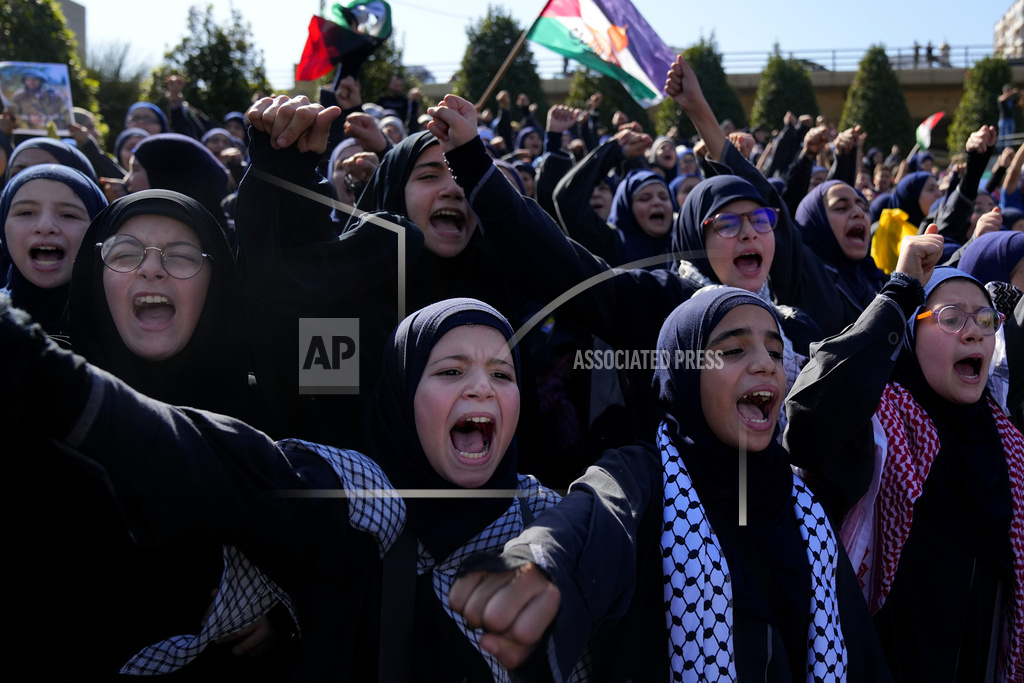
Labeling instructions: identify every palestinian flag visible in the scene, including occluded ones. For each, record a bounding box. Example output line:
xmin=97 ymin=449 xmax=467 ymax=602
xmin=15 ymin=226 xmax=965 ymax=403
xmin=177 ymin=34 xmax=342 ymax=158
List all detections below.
xmin=916 ymin=111 xmax=944 ymax=150
xmin=527 ymin=0 xmax=676 ymax=108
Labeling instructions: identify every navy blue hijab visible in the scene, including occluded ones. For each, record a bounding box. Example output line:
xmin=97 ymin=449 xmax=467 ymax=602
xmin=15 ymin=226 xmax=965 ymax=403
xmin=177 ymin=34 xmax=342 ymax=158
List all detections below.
xmin=888 ymin=171 xmax=933 ymax=229
xmin=608 ymin=170 xmax=673 ymax=268
xmin=124 ymin=102 xmax=168 ymax=133
xmin=795 ymin=180 xmax=886 ymax=302
xmin=654 ymin=288 xmax=807 ymax=629
xmin=0 ymin=164 xmax=107 ymax=334
xmin=6 ymin=138 xmax=98 ymax=183
xmin=671 ymin=174 xmax=767 ymax=281
xmin=958 ymin=231 xmax=1024 ymax=287
xmin=362 ymin=298 xmax=521 ymax=560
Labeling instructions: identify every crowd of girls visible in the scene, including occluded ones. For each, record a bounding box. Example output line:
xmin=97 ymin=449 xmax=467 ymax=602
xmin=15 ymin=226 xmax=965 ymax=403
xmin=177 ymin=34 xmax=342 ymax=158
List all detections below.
xmin=0 ymin=45 xmax=1023 ymax=683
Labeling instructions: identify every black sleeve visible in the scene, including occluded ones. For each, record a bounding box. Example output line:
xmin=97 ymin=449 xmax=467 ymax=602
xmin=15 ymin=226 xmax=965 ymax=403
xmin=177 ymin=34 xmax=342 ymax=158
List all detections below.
xmin=78 ymin=137 xmax=125 ymax=178
xmin=784 ymin=276 xmax=923 ymax=519
xmin=765 ymin=123 xmax=807 ymax=179
xmin=781 ymin=153 xmax=813 ymax=218
xmin=551 ymin=138 xmax=625 ymax=264
xmin=495 ymin=108 xmax=513 ymax=146
xmin=500 ymin=444 xmax=663 ymax=681
xmin=986 ymin=164 xmax=1007 ymax=195
xmin=445 ymin=136 xmax=693 ymax=351
xmin=931 ymin=146 xmax=992 ymax=244
xmin=826 ymin=145 xmax=858 ymax=186
xmin=535 ymin=147 xmax=572 ymax=220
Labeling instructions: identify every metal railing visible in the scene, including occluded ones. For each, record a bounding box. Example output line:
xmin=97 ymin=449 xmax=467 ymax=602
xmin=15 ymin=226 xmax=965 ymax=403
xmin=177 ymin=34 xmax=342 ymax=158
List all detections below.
xmin=401 ymin=44 xmax=1000 ymax=87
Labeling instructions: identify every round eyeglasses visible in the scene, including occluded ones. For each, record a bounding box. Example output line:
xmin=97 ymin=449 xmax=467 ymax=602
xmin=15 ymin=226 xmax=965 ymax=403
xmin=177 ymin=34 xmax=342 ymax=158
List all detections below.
xmin=97 ymin=234 xmax=212 ymax=280
xmin=915 ymin=304 xmax=1005 ymax=336
xmin=702 ymin=207 xmax=778 ymax=238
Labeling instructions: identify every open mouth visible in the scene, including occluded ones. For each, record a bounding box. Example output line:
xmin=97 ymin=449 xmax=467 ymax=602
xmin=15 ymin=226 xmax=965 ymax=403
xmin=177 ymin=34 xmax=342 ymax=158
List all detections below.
xmin=133 ymin=295 xmax=176 ymax=325
xmin=733 ymin=252 xmax=762 ymax=275
xmin=953 ymin=356 xmax=983 ymax=381
xmin=30 ymin=245 xmax=65 ymax=266
xmin=430 ymin=209 xmax=466 ymax=236
xmin=736 ymin=390 xmax=774 ymax=424
xmin=450 ymin=416 xmax=494 ymax=459
xmin=846 ymin=225 xmax=867 ymax=244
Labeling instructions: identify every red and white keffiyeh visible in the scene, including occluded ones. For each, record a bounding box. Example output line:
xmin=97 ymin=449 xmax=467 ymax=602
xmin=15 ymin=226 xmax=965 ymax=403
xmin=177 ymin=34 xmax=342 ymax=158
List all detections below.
xmin=842 ymin=382 xmax=1024 ymax=681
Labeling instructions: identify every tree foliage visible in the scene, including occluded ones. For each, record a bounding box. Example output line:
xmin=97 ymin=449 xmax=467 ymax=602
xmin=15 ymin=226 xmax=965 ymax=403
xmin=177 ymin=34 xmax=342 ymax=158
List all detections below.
xmin=145 ymin=4 xmax=272 ymax=121
xmin=451 ymin=5 xmax=546 ymax=114
xmin=566 ymin=67 xmax=652 ymax=135
xmin=946 ymin=56 xmax=1012 ymax=153
xmin=840 ymin=45 xmax=914 ymax=156
xmin=655 ymin=36 xmax=745 ymax=141
xmin=0 ymin=0 xmax=97 ymax=111
xmin=86 ymin=42 xmax=150 ymax=148
xmin=750 ymin=45 xmax=818 ymax=132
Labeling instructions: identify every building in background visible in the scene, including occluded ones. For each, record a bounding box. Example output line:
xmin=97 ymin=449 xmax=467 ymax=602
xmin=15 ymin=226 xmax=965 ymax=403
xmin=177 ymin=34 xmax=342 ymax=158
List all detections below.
xmin=56 ymin=0 xmax=86 ymax=60
xmin=996 ymin=0 xmax=1024 ymax=59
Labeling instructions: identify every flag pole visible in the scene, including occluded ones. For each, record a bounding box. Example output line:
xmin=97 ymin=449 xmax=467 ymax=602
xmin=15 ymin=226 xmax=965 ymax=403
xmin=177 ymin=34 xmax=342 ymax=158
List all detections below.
xmin=473 ymin=16 xmax=540 ymax=111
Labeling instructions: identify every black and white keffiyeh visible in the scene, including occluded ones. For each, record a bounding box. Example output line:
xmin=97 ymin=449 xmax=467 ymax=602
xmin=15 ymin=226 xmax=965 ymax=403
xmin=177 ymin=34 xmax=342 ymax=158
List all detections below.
xmin=120 ymin=440 xmax=569 ymax=681
xmin=659 ymin=424 xmax=847 ymax=682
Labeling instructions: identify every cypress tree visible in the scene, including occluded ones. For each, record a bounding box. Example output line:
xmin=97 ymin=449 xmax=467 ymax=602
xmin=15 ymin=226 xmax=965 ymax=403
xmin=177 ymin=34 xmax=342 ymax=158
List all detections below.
xmin=839 ymin=45 xmax=915 ymax=156
xmin=946 ymin=56 xmax=1012 ymax=153
xmin=750 ymin=45 xmax=818 ymax=131
xmin=566 ymin=67 xmax=653 ymax=135
xmin=655 ymin=35 xmax=745 ymax=141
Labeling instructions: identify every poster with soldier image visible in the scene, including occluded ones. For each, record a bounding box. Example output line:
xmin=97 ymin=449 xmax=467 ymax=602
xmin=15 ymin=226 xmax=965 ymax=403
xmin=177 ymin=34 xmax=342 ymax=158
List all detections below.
xmin=0 ymin=61 xmax=74 ymax=134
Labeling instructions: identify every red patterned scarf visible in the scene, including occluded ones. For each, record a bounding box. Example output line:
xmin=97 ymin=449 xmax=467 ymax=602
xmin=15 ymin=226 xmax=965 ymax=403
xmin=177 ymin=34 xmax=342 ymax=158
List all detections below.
xmin=844 ymin=382 xmax=1024 ymax=680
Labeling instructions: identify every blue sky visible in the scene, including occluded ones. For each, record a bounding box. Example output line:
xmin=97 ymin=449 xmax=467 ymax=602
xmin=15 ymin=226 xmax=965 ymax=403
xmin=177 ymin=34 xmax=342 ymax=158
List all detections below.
xmin=79 ymin=0 xmax=1016 ymax=91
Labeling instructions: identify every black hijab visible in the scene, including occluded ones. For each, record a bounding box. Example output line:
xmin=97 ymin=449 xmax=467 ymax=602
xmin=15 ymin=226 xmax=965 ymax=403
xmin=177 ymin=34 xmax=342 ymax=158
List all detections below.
xmin=887 ymin=171 xmax=932 ymax=229
xmin=671 ymin=175 xmax=767 ymax=282
xmin=607 ymin=169 xmax=673 ymax=268
xmin=795 ymin=179 xmax=886 ymax=303
xmin=362 ymin=298 xmax=521 ymax=561
xmin=132 ymin=133 xmax=230 ymax=227
xmin=895 ymin=267 xmax=1013 ymax=573
xmin=0 ymin=164 xmax=107 ymax=335
xmin=654 ymin=288 xmax=810 ymax=638
xmin=65 ymin=189 xmax=248 ymax=417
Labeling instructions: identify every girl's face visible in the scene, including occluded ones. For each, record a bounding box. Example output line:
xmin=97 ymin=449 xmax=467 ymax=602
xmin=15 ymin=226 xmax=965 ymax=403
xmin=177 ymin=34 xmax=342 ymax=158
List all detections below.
xmin=918 ymin=176 xmax=942 ymax=218
xmin=703 ymin=199 xmax=775 ymax=291
xmin=102 ymin=214 xmax=212 ymax=361
xmin=675 ymin=177 xmax=700 ymax=208
xmin=699 ymin=304 xmax=785 ymax=451
xmin=970 ymin=193 xmax=996 ymax=232
xmin=915 ymin=279 xmax=995 ymax=405
xmin=125 ymin=155 xmax=150 ymax=193
xmin=224 ymin=120 xmax=246 ymax=141
xmin=403 ymin=144 xmax=478 ymax=258
xmin=4 ymin=179 xmax=91 ymax=289
xmin=824 ymin=183 xmax=871 ymax=261
xmin=655 ymin=141 xmax=676 ymax=169
xmin=590 ymin=182 xmax=613 ymax=221
xmin=413 ymin=324 xmax=519 ymax=488
xmin=203 ymin=134 xmax=232 ymax=157
xmin=632 ymin=182 xmax=673 ymax=238
xmin=118 ymin=135 xmax=145 ymax=171
xmin=521 ymin=132 xmax=542 ymax=158
xmin=678 ymin=154 xmax=697 ymax=175
xmin=9 ymin=148 xmax=59 ymax=178
xmin=517 ymin=169 xmax=535 ymax=197
xmin=125 ymin=109 xmax=164 ymax=136
xmin=331 ymin=143 xmax=365 ymax=204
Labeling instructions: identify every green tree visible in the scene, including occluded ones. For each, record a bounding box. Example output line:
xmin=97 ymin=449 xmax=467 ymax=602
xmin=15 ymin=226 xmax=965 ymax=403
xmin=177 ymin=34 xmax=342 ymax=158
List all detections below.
xmin=565 ymin=67 xmax=652 ymax=135
xmin=840 ymin=45 xmax=914 ymax=156
xmin=946 ymin=56 xmax=1012 ymax=153
xmin=0 ymin=0 xmax=98 ymax=112
xmin=451 ymin=5 xmax=546 ymax=114
xmin=86 ymin=42 xmax=150 ymax=148
xmin=145 ymin=4 xmax=272 ymax=121
xmin=750 ymin=45 xmax=818 ymax=132
xmin=655 ymin=35 xmax=744 ymax=141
